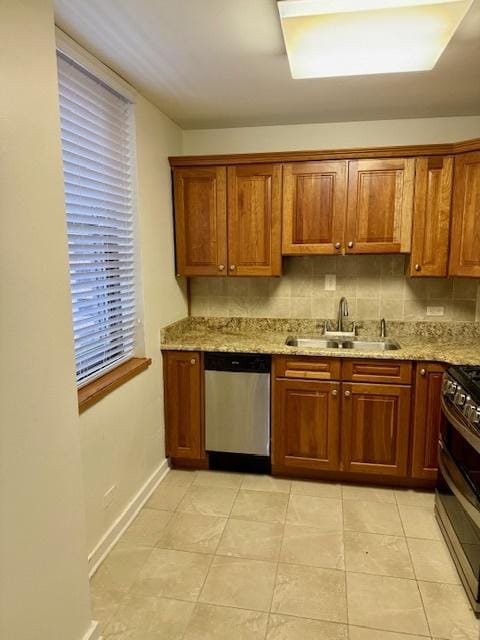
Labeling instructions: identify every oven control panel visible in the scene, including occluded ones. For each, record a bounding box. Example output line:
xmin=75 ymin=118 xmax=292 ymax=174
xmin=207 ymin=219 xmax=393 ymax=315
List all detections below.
xmin=442 ymin=374 xmax=480 ymax=426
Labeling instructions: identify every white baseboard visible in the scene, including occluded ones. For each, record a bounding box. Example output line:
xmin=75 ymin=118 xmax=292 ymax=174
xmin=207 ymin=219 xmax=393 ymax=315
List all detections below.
xmin=82 ymin=620 xmax=100 ymax=640
xmin=88 ymin=459 xmax=170 ymax=576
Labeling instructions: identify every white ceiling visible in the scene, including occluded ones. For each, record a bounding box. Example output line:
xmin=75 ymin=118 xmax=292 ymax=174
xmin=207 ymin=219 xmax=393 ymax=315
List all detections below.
xmin=54 ymin=0 xmax=480 ymax=130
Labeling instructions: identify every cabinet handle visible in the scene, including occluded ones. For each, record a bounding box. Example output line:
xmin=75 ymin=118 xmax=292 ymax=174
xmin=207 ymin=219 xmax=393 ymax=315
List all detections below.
xmin=415 ymin=264 xmax=422 ymax=272
xmin=347 ymin=241 xmax=354 ymax=249
xmin=420 ymin=368 xmax=426 ymax=376
xmin=334 ymin=242 xmax=341 ymax=250
xmin=229 ymin=265 xmax=236 ymax=271
xmin=344 ymin=390 xmax=351 ymax=397
xmin=332 ymin=389 xmax=338 ymax=397
xmin=190 ymin=358 xmax=196 ymax=365
xmin=218 ymin=264 xmax=225 ymax=271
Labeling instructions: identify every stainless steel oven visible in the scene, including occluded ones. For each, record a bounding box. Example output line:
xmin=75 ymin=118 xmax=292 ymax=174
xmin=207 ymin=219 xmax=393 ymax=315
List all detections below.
xmin=436 ymin=368 xmax=480 ymax=613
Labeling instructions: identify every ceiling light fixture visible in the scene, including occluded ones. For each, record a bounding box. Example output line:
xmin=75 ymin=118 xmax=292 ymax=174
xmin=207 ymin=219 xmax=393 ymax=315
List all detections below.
xmin=277 ymin=0 xmax=473 ymax=79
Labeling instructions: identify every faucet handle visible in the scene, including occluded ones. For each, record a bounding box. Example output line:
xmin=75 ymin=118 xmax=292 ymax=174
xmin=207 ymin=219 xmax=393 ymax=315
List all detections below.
xmin=322 ymin=319 xmax=328 ymax=334
xmin=351 ymin=321 xmax=357 ymax=337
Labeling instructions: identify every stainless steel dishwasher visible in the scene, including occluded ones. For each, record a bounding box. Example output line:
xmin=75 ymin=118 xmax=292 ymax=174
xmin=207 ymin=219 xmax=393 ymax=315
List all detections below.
xmin=205 ymin=352 xmax=271 ymax=472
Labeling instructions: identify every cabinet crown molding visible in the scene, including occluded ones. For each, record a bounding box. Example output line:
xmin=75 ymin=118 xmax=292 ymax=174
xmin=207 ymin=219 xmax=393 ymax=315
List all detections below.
xmin=169 ymin=137 xmax=480 ymax=167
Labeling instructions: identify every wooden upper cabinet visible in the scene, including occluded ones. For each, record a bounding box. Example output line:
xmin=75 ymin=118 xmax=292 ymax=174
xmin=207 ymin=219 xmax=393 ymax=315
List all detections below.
xmin=449 ymin=151 xmax=480 ymax=277
xmin=282 ymin=161 xmax=347 ymax=255
xmin=409 ymin=157 xmax=453 ymax=277
xmin=173 ymin=167 xmax=227 ymax=276
xmin=227 ymin=164 xmax=282 ymax=276
xmin=411 ymin=363 xmax=446 ymax=480
xmin=342 ymin=382 xmax=411 ymax=476
xmin=345 ymin=158 xmax=415 ymax=254
xmin=163 ymin=351 xmax=204 ymax=460
xmin=273 ymin=378 xmax=340 ymax=471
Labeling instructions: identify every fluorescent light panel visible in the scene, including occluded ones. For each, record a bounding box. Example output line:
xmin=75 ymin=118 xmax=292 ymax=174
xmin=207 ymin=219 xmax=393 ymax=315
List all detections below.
xmin=277 ymin=0 xmax=473 ymax=78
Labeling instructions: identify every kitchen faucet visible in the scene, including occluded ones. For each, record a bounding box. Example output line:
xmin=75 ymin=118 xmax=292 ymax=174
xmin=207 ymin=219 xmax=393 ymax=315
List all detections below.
xmin=324 ymin=296 xmax=356 ymax=337
xmin=337 ymin=297 xmax=348 ymax=333
xmin=380 ymin=318 xmax=386 ymax=338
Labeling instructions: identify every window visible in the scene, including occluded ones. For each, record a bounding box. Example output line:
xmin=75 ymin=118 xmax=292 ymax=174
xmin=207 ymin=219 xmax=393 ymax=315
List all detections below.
xmin=57 ymin=51 xmax=139 ymax=386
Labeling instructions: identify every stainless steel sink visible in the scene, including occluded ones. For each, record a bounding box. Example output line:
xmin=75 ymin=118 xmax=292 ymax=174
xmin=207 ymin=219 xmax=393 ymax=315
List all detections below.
xmin=285 ymin=336 xmax=340 ymax=348
xmin=285 ymin=336 xmax=400 ymax=351
xmin=341 ymin=339 xmax=401 ymax=351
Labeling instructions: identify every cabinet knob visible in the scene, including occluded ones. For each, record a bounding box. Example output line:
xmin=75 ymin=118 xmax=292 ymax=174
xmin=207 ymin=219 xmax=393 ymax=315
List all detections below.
xmin=347 ymin=241 xmax=354 ymax=249
xmin=334 ymin=242 xmax=341 ymax=250
xmin=229 ymin=265 xmax=236 ymax=271
xmin=344 ymin=390 xmax=351 ymax=398
xmin=190 ymin=358 xmax=196 ymax=365
xmin=415 ymin=264 xmax=422 ymax=272
xmin=332 ymin=389 xmax=338 ymax=397
xmin=218 ymin=264 xmax=225 ymax=271
xmin=420 ymin=368 xmax=426 ymax=376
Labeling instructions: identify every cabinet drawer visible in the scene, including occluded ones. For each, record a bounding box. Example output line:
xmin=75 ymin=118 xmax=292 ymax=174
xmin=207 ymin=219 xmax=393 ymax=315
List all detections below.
xmin=274 ymin=355 xmax=341 ymax=380
xmin=342 ymin=359 xmax=412 ymax=384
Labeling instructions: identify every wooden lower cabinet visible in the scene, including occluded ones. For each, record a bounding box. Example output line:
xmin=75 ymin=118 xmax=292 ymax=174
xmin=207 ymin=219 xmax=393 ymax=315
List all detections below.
xmin=411 ymin=363 xmax=446 ymax=480
xmin=164 ymin=351 xmax=439 ymax=484
xmin=273 ymin=378 xmax=341 ymax=471
xmin=342 ymin=382 xmax=411 ymax=477
xmin=163 ymin=351 xmax=204 ymax=460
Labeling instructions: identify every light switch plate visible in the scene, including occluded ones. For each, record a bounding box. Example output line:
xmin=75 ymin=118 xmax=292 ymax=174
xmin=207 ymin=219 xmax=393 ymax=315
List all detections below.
xmin=325 ymin=274 xmax=336 ymax=291
xmin=427 ymin=306 xmax=444 ymax=316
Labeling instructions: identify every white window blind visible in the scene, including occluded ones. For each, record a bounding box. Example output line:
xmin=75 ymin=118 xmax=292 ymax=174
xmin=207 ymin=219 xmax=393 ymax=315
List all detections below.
xmin=57 ymin=52 xmax=138 ymax=386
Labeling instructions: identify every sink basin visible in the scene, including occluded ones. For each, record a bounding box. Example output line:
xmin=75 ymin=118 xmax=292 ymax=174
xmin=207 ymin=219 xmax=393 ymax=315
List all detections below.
xmin=285 ymin=336 xmax=401 ymax=351
xmin=341 ymin=339 xmax=401 ymax=351
xmin=285 ymin=336 xmax=340 ymax=348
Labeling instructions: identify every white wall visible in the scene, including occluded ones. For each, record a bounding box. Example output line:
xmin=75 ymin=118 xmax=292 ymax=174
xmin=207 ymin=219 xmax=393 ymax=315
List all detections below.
xmin=79 ymin=95 xmax=188 ymax=555
xmin=182 ymin=115 xmax=480 ymax=155
xmin=0 ymin=1 xmax=93 ymax=639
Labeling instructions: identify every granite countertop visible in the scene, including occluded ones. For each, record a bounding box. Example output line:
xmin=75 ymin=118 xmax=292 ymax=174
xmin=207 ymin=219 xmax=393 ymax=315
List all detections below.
xmin=160 ymin=317 xmax=480 ymax=366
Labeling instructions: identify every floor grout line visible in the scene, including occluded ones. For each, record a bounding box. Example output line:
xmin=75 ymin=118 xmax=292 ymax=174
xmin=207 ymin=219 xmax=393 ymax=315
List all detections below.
xmin=265 ymin=485 xmax=290 ymax=633
xmin=397 ymin=491 xmax=434 ymax=639
xmin=341 ymin=484 xmax=349 ymax=629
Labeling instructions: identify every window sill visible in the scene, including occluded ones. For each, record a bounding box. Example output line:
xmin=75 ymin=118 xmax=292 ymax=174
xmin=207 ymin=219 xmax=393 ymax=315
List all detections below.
xmin=78 ymin=357 xmax=152 ymax=414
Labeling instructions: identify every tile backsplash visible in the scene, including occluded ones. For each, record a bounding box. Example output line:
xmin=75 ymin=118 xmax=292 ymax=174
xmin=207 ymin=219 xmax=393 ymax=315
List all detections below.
xmin=190 ymin=255 xmax=480 ymax=322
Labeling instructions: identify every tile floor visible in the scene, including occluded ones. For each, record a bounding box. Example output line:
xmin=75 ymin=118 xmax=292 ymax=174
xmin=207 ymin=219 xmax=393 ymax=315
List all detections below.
xmin=91 ymin=470 xmax=480 ymax=639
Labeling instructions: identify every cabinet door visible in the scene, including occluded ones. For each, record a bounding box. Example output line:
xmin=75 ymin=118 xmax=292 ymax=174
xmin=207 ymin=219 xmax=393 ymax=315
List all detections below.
xmin=409 ymin=157 xmax=453 ymax=277
xmin=411 ymin=363 xmax=446 ymax=480
xmin=163 ymin=351 xmax=204 ymax=460
xmin=273 ymin=378 xmax=340 ymax=471
xmin=173 ymin=167 xmax=227 ymax=276
xmin=346 ymin=158 xmax=415 ymax=254
xmin=227 ymin=164 xmax=282 ymax=276
xmin=449 ymin=151 xmax=480 ymax=277
xmin=342 ymin=383 xmax=411 ymax=476
xmin=282 ymin=161 xmax=347 ymax=255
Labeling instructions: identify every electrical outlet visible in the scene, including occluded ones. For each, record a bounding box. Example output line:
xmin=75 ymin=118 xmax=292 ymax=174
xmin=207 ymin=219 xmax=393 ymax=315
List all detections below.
xmin=103 ymin=485 xmax=116 ymax=510
xmin=427 ymin=306 xmax=444 ymax=316
xmin=324 ymin=274 xmax=336 ymax=291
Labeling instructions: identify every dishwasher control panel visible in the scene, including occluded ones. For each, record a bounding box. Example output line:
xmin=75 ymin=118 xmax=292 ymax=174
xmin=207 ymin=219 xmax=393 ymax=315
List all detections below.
xmin=204 ymin=352 xmax=271 ymax=373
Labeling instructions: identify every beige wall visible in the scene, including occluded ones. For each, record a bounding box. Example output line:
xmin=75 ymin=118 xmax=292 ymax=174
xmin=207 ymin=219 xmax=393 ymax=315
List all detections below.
xmin=79 ymin=95 xmax=188 ymax=555
xmin=191 ymin=256 xmax=480 ymax=323
xmin=182 ymin=115 xmax=480 ymax=155
xmin=0 ymin=1 xmax=93 ymax=639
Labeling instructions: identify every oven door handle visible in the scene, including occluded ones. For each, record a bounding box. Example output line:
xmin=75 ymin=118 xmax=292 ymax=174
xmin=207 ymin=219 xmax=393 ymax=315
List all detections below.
xmin=441 ymin=395 xmax=480 ymax=455
xmin=438 ymin=439 xmax=480 ymax=529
